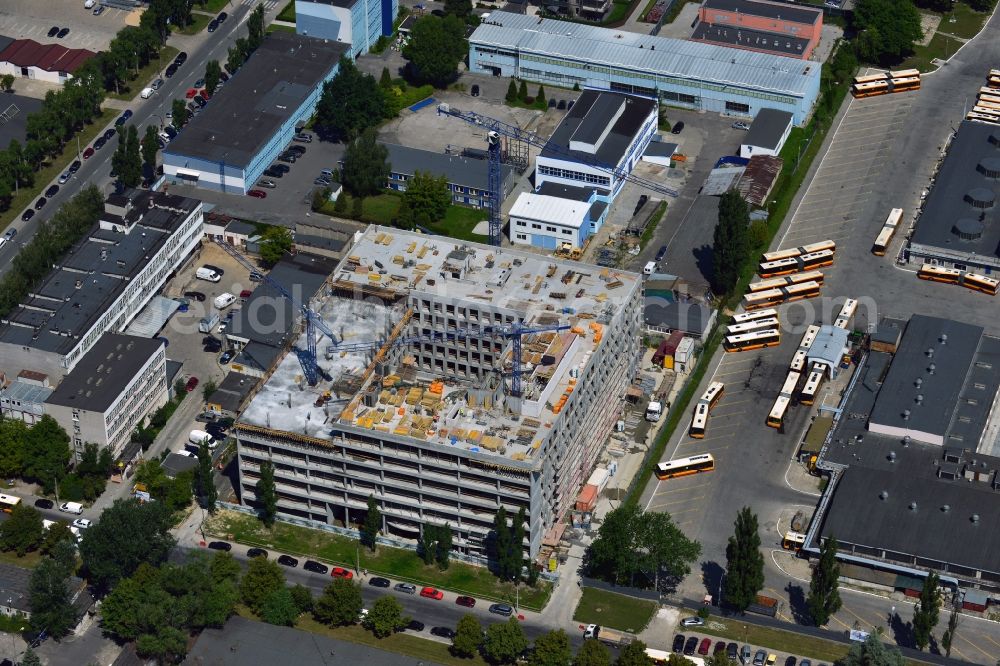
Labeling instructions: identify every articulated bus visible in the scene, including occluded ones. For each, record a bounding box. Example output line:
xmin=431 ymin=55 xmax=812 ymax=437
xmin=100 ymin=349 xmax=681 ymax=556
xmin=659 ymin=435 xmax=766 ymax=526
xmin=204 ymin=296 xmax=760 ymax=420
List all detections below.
xmin=761 ymin=240 xmax=836 ymax=264
xmin=963 ymin=272 xmax=999 ymax=295
xmin=790 ymin=349 xmax=808 ymax=373
xmin=701 ymin=382 xmax=725 ymax=410
xmin=748 ymin=270 xmax=825 ymax=293
xmin=655 ymin=453 xmax=715 ymax=480
xmin=972 ymin=105 xmax=1000 ymax=119
xmin=889 ymin=69 xmax=921 ymax=79
xmin=0 ymin=494 xmax=21 ymax=513
xmin=978 ymin=94 xmax=1000 ymax=106
xmin=834 ymin=298 xmax=858 ymax=330
xmin=724 ymin=329 xmax=781 ymax=352
xmin=918 ymin=264 xmax=962 ymax=284
xmin=967 ymin=111 xmax=1000 ymax=125
xmin=782 ymin=531 xmax=807 ymax=551
xmin=767 ymin=370 xmax=802 ymax=429
xmin=732 ymin=307 xmax=779 ymax=324
xmin=743 ymin=281 xmax=822 ymax=310
xmin=800 ymin=324 xmax=821 ymax=350
xmin=852 ymin=80 xmax=889 ymax=98
xmin=727 ymin=317 xmax=780 ymax=335
xmin=688 ymin=382 xmax=726 ymax=438
xmin=872 ymin=208 xmax=903 ymax=256
xmin=853 ymin=73 xmax=887 ymax=85
xmin=978 ymin=87 xmax=1000 ymax=99
xmin=889 ymin=76 xmax=921 ymax=93
xmin=800 ymin=367 xmax=825 ymax=406
xmin=758 ymin=250 xmax=834 ymax=278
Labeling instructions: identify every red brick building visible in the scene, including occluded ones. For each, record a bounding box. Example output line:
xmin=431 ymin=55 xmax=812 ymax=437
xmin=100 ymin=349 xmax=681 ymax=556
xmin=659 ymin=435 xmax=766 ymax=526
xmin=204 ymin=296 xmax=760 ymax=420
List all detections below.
xmin=692 ymin=0 xmax=822 ymax=60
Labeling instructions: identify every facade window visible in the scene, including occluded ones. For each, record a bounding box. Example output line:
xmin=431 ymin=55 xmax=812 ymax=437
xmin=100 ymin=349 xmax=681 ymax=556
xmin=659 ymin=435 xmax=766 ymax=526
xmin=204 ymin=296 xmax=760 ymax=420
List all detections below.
xmin=545 ymin=226 xmax=556 ymax=232
xmin=531 ymin=223 xmax=541 ymax=229
xmin=726 ymin=101 xmax=750 ymax=113
xmin=561 ymin=228 xmax=572 ymax=235
xmin=516 ymin=233 xmax=527 ymax=240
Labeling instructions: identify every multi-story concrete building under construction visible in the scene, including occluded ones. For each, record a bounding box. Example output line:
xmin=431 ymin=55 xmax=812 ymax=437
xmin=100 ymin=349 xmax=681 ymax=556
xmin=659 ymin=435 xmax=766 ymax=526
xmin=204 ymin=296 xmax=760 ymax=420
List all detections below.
xmin=234 ymin=226 xmax=643 ymax=558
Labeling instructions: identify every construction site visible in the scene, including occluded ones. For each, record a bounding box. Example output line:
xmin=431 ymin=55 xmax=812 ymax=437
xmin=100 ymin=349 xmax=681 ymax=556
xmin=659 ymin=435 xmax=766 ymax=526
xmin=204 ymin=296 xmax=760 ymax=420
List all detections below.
xmin=234 ymin=226 xmax=644 ymax=560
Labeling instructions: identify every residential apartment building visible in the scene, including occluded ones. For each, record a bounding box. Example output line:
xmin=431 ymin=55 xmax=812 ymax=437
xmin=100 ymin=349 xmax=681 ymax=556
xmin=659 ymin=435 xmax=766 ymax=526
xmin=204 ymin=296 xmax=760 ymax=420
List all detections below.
xmin=0 ymin=190 xmax=202 ymax=381
xmin=381 ymin=144 xmax=514 ymax=209
xmin=234 ymin=226 xmax=643 ymax=558
xmin=44 ymin=334 xmax=167 ymax=462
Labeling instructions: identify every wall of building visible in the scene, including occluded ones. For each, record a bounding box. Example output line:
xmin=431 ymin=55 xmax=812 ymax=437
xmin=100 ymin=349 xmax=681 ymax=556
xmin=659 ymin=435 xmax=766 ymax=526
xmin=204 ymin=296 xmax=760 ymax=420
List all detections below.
xmin=907 ymin=244 xmax=1000 ymax=275
xmin=296 ymin=0 xmax=396 ymax=56
xmin=697 ymin=5 xmax=822 ymax=58
xmin=0 ymin=63 xmax=70 ymax=84
xmin=510 ymin=214 xmax=590 ymax=250
xmin=468 ymin=44 xmax=818 ymax=126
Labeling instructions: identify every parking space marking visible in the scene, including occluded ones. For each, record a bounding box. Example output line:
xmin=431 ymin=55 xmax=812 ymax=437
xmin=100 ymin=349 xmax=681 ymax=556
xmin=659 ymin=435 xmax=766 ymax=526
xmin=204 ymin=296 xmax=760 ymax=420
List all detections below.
xmin=954 ymin=633 xmax=995 ymax=662
xmin=647 ymin=495 xmax=706 ymax=511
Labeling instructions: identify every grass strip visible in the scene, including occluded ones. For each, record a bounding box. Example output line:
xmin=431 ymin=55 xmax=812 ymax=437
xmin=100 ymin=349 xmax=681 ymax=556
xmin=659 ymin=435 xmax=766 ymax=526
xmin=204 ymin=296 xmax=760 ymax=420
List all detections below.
xmin=572 ymin=587 xmax=657 ymax=633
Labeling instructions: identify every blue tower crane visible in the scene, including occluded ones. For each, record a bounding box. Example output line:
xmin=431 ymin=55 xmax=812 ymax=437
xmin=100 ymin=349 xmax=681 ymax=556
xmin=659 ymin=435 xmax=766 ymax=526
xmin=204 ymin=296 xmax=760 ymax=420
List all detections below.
xmin=214 ymin=239 xmax=337 ymax=386
xmin=437 ymin=103 xmax=680 ymax=247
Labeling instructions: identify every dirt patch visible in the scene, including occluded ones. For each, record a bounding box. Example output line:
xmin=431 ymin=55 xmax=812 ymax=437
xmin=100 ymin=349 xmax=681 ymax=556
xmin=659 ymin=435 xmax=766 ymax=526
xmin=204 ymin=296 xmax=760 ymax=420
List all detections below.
xmin=918 ymin=13 xmax=942 ymax=47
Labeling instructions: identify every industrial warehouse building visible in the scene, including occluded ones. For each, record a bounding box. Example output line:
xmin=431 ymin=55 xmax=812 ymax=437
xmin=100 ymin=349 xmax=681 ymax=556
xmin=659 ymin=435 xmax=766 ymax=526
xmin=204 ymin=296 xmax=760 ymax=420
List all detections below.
xmin=908 ymin=120 xmax=1000 ymax=273
xmin=295 ymin=0 xmax=398 ymax=57
xmin=469 ymin=12 xmax=820 ymax=125
xmin=812 ymin=315 xmax=1000 ymax=600
xmin=234 ymin=226 xmax=643 ymax=559
xmin=509 ymin=182 xmax=609 ymax=250
xmin=691 ymin=0 xmax=823 ymax=60
xmin=0 ymin=191 xmax=202 ymax=381
xmin=163 ymin=32 xmax=348 ymax=194
xmin=0 ymin=37 xmax=95 ymax=84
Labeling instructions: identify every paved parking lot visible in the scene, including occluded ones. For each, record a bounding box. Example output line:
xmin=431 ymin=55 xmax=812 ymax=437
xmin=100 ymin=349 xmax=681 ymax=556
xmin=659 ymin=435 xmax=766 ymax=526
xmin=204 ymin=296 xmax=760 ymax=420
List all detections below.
xmin=0 ymin=0 xmax=133 ymax=52
xmin=669 ymin=627 xmax=830 ymax=666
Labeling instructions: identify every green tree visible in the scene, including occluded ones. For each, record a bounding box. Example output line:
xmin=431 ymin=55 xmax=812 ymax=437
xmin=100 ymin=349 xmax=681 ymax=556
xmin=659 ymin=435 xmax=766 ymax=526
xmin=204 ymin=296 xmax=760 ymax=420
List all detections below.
xmin=444 ymin=0 xmax=473 ymax=19
xmin=78 ymin=498 xmax=175 ymax=592
xmin=510 ymin=507 xmax=526 ymax=580
xmin=135 ymin=626 xmax=187 ymax=663
xmin=351 ymin=195 xmax=364 ymax=219
xmin=839 ymin=633 xmax=905 ymax=666
xmin=483 ymin=616 xmax=528 ymax=664
xmin=912 ymin=572 xmax=940 ymax=651
xmin=536 ymin=85 xmax=546 ymax=107
xmin=40 ymin=521 xmax=76 ymax=555
xmin=506 ymin=79 xmax=518 ymax=104
xmin=1 ymin=502 xmax=44 ymax=556
xmin=399 ymin=170 xmax=451 ymax=228
xmin=258 ymin=226 xmax=293 ymax=267
xmin=240 ymin=557 xmax=286 ymax=614
xmin=854 ymin=0 xmax=922 ymax=63
xmin=334 ymin=192 xmax=348 ymax=214
xmin=518 ymin=80 xmax=528 ymax=100
xmin=20 ymin=648 xmax=41 ymax=666
xmin=361 ymin=494 xmax=381 ymax=551
xmin=193 ymin=439 xmax=217 ymax=512
xmin=29 ymin=542 xmax=77 ymax=638
xmin=261 ymin=586 xmax=300 ymax=626
xmin=453 ymin=613 xmax=483 ymax=657
xmin=226 ymin=37 xmax=250 ymax=74
xmin=573 ymin=639 xmax=611 ymax=666
xmin=0 ymin=73 xmax=14 ymax=92
xmin=941 ymin=600 xmax=959 ymax=658
xmin=365 ymin=595 xmax=410 ymax=638
xmin=380 ymin=66 xmax=392 ymax=89
xmin=141 ymin=125 xmax=159 ymax=181
xmin=0 ymin=418 xmax=26 ymax=478
xmin=313 ymin=578 xmax=364 ymax=626
xmin=402 ymin=15 xmax=468 ymax=87
xmin=290 ymin=584 xmax=314 ymax=614
xmin=807 ymin=536 xmax=842 ymax=626
xmin=530 ymin=629 xmax=572 ymax=666
xmin=210 ymin=551 xmax=241 ymax=583
xmin=710 ymin=189 xmax=750 ymax=295
xmin=492 ymin=506 xmax=512 ymax=579
xmin=615 ymin=639 xmax=650 ymax=666
xmin=436 ymin=523 xmax=452 ymax=570
xmin=421 ymin=524 xmax=438 ymax=565
xmin=314 ymin=57 xmax=387 ymax=141
xmin=256 ymin=459 xmax=277 ymax=527
xmin=723 ymin=506 xmax=764 ymax=612
xmin=965 ymin=0 xmax=993 ymax=10
xmin=341 ymin=128 xmax=389 ymax=197
xmin=171 ymin=98 xmax=189 ymax=129
xmin=247 ymin=3 xmax=266 ymax=51
xmin=204 ymin=59 xmax=222 ymax=97
xmin=22 ymin=415 xmax=71 ymax=493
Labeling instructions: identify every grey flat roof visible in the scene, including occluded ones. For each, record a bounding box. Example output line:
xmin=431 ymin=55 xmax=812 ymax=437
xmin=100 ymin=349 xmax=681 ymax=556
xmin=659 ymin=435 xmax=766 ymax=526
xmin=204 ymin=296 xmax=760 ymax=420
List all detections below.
xmin=207 ymin=372 xmax=258 ymax=412
xmin=643 ymin=298 xmax=713 ymax=334
xmin=809 ymin=325 xmax=848 ymax=369
xmin=295 ymin=233 xmax=346 ymax=253
xmin=868 ymin=315 xmax=996 ymax=444
xmin=0 ymin=190 xmax=199 ymax=356
xmin=911 ymin=120 xmax=1000 ymax=257
xmin=541 ymin=90 xmax=657 ymax=166
xmin=184 ymin=615 xmax=444 ymax=666
xmin=224 ymin=219 xmax=257 ymax=236
xmin=384 ymin=143 xmax=512 ymax=190
xmin=535 ymin=181 xmax=606 ymax=201
xmin=45 ymin=334 xmax=162 ymax=412
xmin=164 ymin=33 xmax=348 ymax=169
xmin=744 ymin=108 xmax=793 ymax=150
xmin=703 ymin=0 xmax=821 ymax=24
xmin=644 ymin=141 xmax=678 ymax=158
xmin=162 ymin=452 xmax=198 ymax=478
xmin=691 ymin=23 xmax=810 ymax=58
xmin=872 ymin=316 xmax=906 ymax=346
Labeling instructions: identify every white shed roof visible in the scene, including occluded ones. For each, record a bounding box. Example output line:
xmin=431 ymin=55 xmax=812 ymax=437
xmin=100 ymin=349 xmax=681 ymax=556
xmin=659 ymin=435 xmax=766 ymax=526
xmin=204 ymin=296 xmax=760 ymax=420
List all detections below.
xmin=509 ymin=192 xmax=590 ymax=229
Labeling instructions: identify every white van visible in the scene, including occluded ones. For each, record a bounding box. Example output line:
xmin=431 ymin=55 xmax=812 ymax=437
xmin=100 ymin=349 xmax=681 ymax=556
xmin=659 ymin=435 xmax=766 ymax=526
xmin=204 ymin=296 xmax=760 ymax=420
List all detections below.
xmin=198 ymin=312 xmax=220 ymax=333
xmin=643 ymin=261 xmax=657 ymax=276
xmin=196 ymin=266 xmax=221 ymax=282
xmin=189 ymin=430 xmax=218 ymax=449
xmin=59 ymin=501 xmax=84 ymax=515
xmin=140 ymin=87 xmax=154 ymax=99
xmin=214 ymin=292 xmax=236 ymax=309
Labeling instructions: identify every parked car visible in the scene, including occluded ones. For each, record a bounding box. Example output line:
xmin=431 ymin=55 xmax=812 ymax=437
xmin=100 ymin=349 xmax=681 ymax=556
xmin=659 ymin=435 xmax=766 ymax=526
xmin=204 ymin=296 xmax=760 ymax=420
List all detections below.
xmin=655 ymin=244 xmax=668 ymax=261
xmin=272 ymin=163 xmax=290 ymax=173
xmin=671 ymin=121 xmax=685 ymax=134
xmin=34 ymin=498 xmax=54 ymax=510
xmin=455 ymin=595 xmax=475 ymax=608
xmin=94 ymin=136 xmax=107 ymax=150
xmin=207 ymin=19 xmax=219 ymax=32
xmin=727 ymin=643 xmax=739 ymax=661
xmin=288 ymin=145 xmax=306 ymax=155
xmin=681 ymin=617 xmax=704 ymax=627
xmin=83 ymin=147 xmax=95 ymax=159
xmin=304 ymin=560 xmax=328 ymax=574
xmin=186 ymin=376 xmax=199 ymax=392
xmin=684 ymin=637 xmax=699 ymax=656
xmin=21 ymin=209 xmax=33 ymax=222
xmin=196 ymin=412 xmax=218 ymax=423
xmin=314 ymin=177 xmax=332 ymax=186
xmin=93 ymin=5 xmax=105 ymax=15
xmin=263 ymin=167 xmax=284 ymax=178
xmin=488 ymin=603 xmax=513 ymax=616
xmin=557 ymin=99 xmax=567 ymax=110
xmin=331 ymin=567 xmax=353 ymax=579
xmin=103 ymin=128 xmax=117 ymax=141
xmin=278 ymin=154 xmax=296 ymax=164
xmin=672 ymin=634 xmax=686 ymax=653
xmin=420 ymin=587 xmax=444 ymax=600
xmin=257 ymin=179 xmax=276 ymax=189
xmin=207 ymin=541 xmax=232 ymax=552
xmin=69 ymin=160 xmax=81 ymax=173
xmin=277 ymin=555 xmax=298 ymax=567
xmin=753 ymin=650 xmax=767 ymax=666
xmin=784 ymin=658 xmax=796 ymax=666
xmin=368 ymin=577 xmax=390 ymax=588
xmin=73 ymin=518 xmax=92 ymax=529
xmin=247 ymin=189 xmax=267 ymax=199
xmin=293 ymin=132 xmax=312 ymax=143
xmin=185 ymin=290 xmax=207 ymax=301
xmin=203 ymin=264 xmax=225 ymax=276
xmin=698 ymin=638 xmax=712 ymax=656
xmin=217 ymin=11 xmax=228 ymax=22
xmin=165 ymin=64 xmax=178 ymax=78
xmin=219 ymin=350 xmax=234 ymax=365
xmin=47 ymin=26 xmax=60 ymax=38
xmin=406 ymin=620 xmax=425 ymax=632
xmin=175 ymin=52 xmax=188 ymax=65
xmin=45 ymin=184 xmax=59 ymax=198
xmin=59 ymin=172 xmax=71 ymax=184
xmin=471 ymin=84 xmax=480 ymax=97
xmin=185 ymin=87 xmax=198 ymax=98
xmin=732 ymin=121 xmax=750 ymax=130
xmin=247 ymin=548 xmax=268 ymax=559
xmin=431 ymin=627 xmax=455 ymax=639
xmin=57 ymin=28 xmax=70 ymax=39
xmin=394 ymin=583 xmax=417 ymax=594
xmin=34 ymin=197 xmax=46 ymax=210
xmin=164 ymin=126 xmax=178 ymax=139
xmin=714 ymin=641 xmax=727 ymax=655
xmin=193 ymin=95 xmax=207 ymax=108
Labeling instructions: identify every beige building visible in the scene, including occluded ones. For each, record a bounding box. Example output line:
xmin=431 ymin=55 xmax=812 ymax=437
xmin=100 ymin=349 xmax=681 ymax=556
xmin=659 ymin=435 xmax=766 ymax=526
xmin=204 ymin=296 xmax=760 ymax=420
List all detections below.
xmin=45 ymin=334 xmax=167 ymax=462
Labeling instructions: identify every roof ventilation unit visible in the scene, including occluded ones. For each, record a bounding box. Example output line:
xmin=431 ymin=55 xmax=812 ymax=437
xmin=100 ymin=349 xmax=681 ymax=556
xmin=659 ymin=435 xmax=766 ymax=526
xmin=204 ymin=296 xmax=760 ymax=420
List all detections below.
xmin=927 ymin=347 xmax=935 ymax=358
xmin=971 ymin=513 xmax=980 ymax=523
xmin=879 ymin=490 xmax=889 ymax=500
xmin=915 ymin=394 xmax=924 ymax=405
xmin=902 ymin=409 xmax=911 ymax=421
xmin=941 ymin=504 xmax=950 ymax=512
xmin=928 ymin=363 xmax=936 ymax=375
xmin=940 ymin=333 xmax=948 ymax=345
xmin=909 ymin=501 xmax=918 ymax=511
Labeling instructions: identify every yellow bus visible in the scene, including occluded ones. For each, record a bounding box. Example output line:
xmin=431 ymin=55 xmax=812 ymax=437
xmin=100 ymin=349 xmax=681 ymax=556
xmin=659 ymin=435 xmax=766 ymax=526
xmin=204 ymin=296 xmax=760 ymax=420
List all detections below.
xmin=0 ymin=494 xmax=21 ymax=513
xmin=689 ymin=402 xmax=710 ymax=439
xmin=853 ymin=73 xmax=887 ymax=85
xmin=967 ymin=111 xmax=1000 ymax=125
xmin=852 ymin=80 xmax=889 ymax=98
xmin=743 ymin=281 xmax=822 ymax=310
xmin=872 ymin=207 xmax=903 ymax=256
xmin=748 ymin=270 xmax=825 ymax=293
xmin=972 ymin=105 xmax=1000 ymax=119
xmin=799 ymin=324 xmax=821 ymax=350
xmin=978 ymin=93 xmax=1000 ymax=105
xmin=962 ymin=272 xmax=999 ymax=296
xmin=732 ymin=308 xmax=779 ymax=324
xmin=727 ymin=317 xmax=780 ymax=335
xmin=655 ymin=454 xmax=715 ymax=480
xmin=834 ymin=298 xmax=857 ymax=330
xmin=800 ymin=367 xmax=824 ymax=406
xmin=782 ymin=531 xmax=807 ymax=551
xmin=767 ymin=370 xmax=801 ymax=429
xmin=889 ymin=77 xmax=921 ymax=93
xmin=988 ymin=74 xmax=1000 ymax=89
xmin=918 ymin=264 xmax=962 ymax=284
xmin=761 ymin=240 xmax=836 ymax=264
xmin=790 ymin=348 xmax=808 ymax=373
xmin=758 ymin=250 xmax=834 ymax=278
xmin=978 ymin=86 xmax=1000 ymax=98
xmin=724 ymin=329 xmax=781 ymax=352
xmin=974 ymin=99 xmax=1000 ymax=112
xmin=701 ymin=381 xmax=725 ymax=410
xmin=889 ymin=68 xmax=921 ymax=79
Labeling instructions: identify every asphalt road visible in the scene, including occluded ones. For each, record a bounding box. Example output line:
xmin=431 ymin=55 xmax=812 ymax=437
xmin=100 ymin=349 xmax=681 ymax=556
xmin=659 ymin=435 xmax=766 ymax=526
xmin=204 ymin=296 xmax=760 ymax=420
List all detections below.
xmin=0 ymin=3 xmax=257 ymax=278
